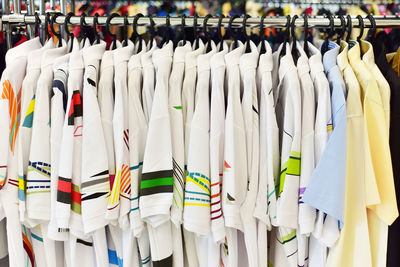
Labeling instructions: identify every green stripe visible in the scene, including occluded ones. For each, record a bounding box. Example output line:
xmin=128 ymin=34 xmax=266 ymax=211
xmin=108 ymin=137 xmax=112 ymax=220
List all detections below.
xmin=141 ymin=177 xmax=174 ymax=189
xmin=173 ymin=106 xmax=182 ymax=110
xmin=30 ymin=232 xmax=43 ymax=242
xmin=173 ymin=183 xmax=183 ymax=204
xmin=9 ymin=116 xmax=18 ymax=147
xmin=281 ymin=230 xmax=296 ymax=244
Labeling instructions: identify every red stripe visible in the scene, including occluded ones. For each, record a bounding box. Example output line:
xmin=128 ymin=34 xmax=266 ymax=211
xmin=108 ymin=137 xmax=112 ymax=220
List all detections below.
xmin=211 ymin=182 xmax=220 ymax=187
xmin=107 ymin=203 xmax=119 ymax=210
xmin=211 ymin=214 xmax=223 ymax=220
xmin=120 ymin=194 xmax=130 ymax=200
xmin=0 ymin=166 xmax=6 ymax=168
xmin=211 ymin=193 xmax=220 ymax=198
xmin=58 ymin=179 xmax=71 ymax=193
xmin=72 ymin=92 xmax=82 ymax=105
xmin=211 ymin=200 xmax=220 ymax=206
xmin=211 ymin=208 xmax=221 ymax=214
xmin=71 ymin=189 xmax=81 ymax=205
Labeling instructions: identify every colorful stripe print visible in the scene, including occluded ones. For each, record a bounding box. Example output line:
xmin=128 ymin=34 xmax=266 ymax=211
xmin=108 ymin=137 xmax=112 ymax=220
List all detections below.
xmin=108 ymin=164 xmax=131 ymax=207
xmin=172 ymin=158 xmax=184 ymax=209
xmin=71 ymin=183 xmax=81 ymax=214
xmin=211 ymin=176 xmax=223 ymax=220
xmin=278 ymin=151 xmax=301 ymax=196
xmin=140 ymin=170 xmax=174 ymax=196
xmin=18 ymin=175 xmax=25 ymax=201
xmin=22 ymin=95 xmax=35 ymax=128
xmin=1 ymin=80 xmax=21 ymax=153
xmin=184 ymin=171 xmax=210 ymax=207
xmin=22 ymin=228 xmax=35 ymax=267
xmin=27 ymin=161 xmax=51 ymax=178
xmin=108 ymin=249 xmax=123 ymax=267
xmin=57 ymin=176 xmax=72 ymax=204
xmin=81 ymin=170 xmax=110 ymax=201
xmin=68 ymin=90 xmax=83 ymax=126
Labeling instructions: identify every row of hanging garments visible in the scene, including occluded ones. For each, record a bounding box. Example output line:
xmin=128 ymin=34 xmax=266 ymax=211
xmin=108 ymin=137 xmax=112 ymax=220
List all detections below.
xmin=0 ymin=12 xmax=400 ymax=267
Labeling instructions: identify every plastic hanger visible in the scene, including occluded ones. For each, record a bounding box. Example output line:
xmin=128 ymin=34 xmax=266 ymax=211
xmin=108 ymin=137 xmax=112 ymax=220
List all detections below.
xmin=303 ymin=15 xmax=311 ymax=57
xmin=345 ymin=14 xmax=352 ymax=43
xmin=217 ymin=14 xmax=225 ymax=52
xmin=366 ymin=13 xmax=377 ymax=40
xmin=148 ymin=14 xmax=156 ymax=49
xmin=243 ymin=14 xmax=251 ymax=53
xmin=44 ymin=12 xmax=52 ymax=41
xmin=132 ymin=14 xmax=144 ymax=52
xmin=356 ymin=15 xmax=364 ymax=55
xmin=291 ymin=15 xmax=300 ymax=64
xmin=321 ymin=14 xmax=334 ymax=56
xmin=259 ymin=13 xmax=267 ymax=55
xmin=122 ymin=14 xmax=128 ymax=47
xmin=179 ymin=14 xmax=187 ymax=46
xmin=106 ymin=13 xmax=119 ymax=50
xmin=228 ymin=15 xmax=239 ymax=49
xmin=34 ymin=12 xmax=41 ymax=38
xmin=80 ymin=13 xmax=89 ymax=47
xmin=194 ymin=13 xmax=199 ymax=49
xmin=336 ymin=15 xmax=346 ymax=45
xmin=280 ymin=15 xmax=291 ymax=57
xmin=203 ymin=14 xmax=213 ymax=52
xmin=64 ymin=12 xmax=75 ymax=51
xmin=50 ymin=12 xmax=63 ymax=47
xmin=93 ymin=13 xmax=101 ymax=44
xmin=163 ymin=13 xmax=171 ymax=46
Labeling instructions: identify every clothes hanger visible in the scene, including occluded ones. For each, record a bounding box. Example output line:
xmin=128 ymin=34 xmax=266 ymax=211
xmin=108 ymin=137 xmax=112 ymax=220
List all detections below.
xmin=279 ymin=15 xmax=291 ymax=57
xmin=80 ymin=13 xmax=90 ymax=47
xmin=50 ymin=12 xmax=63 ymax=47
xmin=34 ymin=12 xmax=41 ymax=38
xmin=356 ymin=15 xmax=364 ymax=55
xmin=366 ymin=13 xmax=377 ymax=40
xmin=321 ymin=14 xmax=334 ymax=56
xmin=303 ymin=15 xmax=311 ymax=57
xmin=64 ymin=12 xmax=75 ymax=51
xmin=217 ymin=14 xmax=225 ymax=52
xmin=163 ymin=13 xmax=171 ymax=46
xmin=345 ymin=14 xmax=352 ymax=43
xmin=44 ymin=12 xmax=52 ymax=41
xmin=203 ymin=14 xmax=213 ymax=53
xmin=291 ymin=15 xmax=300 ymax=64
xmin=228 ymin=15 xmax=239 ymax=49
xmin=336 ymin=14 xmax=346 ymax=45
xmin=93 ymin=13 xmax=101 ymax=44
xmin=148 ymin=14 xmax=156 ymax=49
xmin=179 ymin=14 xmax=187 ymax=46
xmin=194 ymin=13 xmax=200 ymax=49
xmin=259 ymin=13 xmax=267 ymax=55
xmin=106 ymin=13 xmax=119 ymax=50
xmin=122 ymin=14 xmax=129 ymax=47
xmin=242 ymin=14 xmax=251 ymax=53
xmin=132 ymin=14 xmax=144 ymax=52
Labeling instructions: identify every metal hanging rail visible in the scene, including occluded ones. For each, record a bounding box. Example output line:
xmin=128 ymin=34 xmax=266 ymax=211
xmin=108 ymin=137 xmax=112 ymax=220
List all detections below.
xmin=2 ymin=14 xmax=400 ymax=28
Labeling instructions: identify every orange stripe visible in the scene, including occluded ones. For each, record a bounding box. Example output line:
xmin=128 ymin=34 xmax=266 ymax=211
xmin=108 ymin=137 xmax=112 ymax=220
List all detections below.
xmin=211 ymin=182 xmax=220 ymax=187
xmin=211 ymin=193 xmax=220 ymax=198
xmin=22 ymin=232 xmax=33 ymax=252
xmin=120 ymin=172 xmax=130 ymax=191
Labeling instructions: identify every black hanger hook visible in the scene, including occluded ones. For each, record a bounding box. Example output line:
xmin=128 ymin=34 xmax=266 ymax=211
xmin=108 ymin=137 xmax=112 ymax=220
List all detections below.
xmin=203 ymin=14 xmax=213 ymax=52
xmin=346 ymin=14 xmax=352 ymax=43
xmin=242 ymin=14 xmax=250 ymax=40
xmin=148 ymin=14 xmax=156 ymax=49
xmin=45 ymin=12 xmax=51 ymax=40
xmin=165 ymin=13 xmax=170 ymax=44
xmin=291 ymin=14 xmax=299 ymax=42
xmin=194 ymin=13 xmax=199 ymax=49
xmin=122 ymin=14 xmax=129 ymax=46
xmin=50 ymin=12 xmax=63 ymax=47
xmin=228 ymin=14 xmax=239 ymax=39
xmin=303 ymin=15 xmax=311 ymax=57
xmin=106 ymin=13 xmax=119 ymax=50
xmin=64 ymin=12 xmax=74 ymax=39
xmin=93 ymin=13 xmax=101 ymax=44
xmin=337 ymin=15 xmax=346 ymax=44
xmin=180 ymin=14 xmax=187 ymax=45
xmin=366 ymin=13 xmax=376 ymax=39
xmin=259 ymin=13 xmax=267 ymax=42
xmin=356 ymin=15 xmax=364 ymax=42
xmin=326 ymin=14 xmax=335 ymax=39
xmin=131 ymin=13 xmax=144 ymax=43
xmin=34 ymin=12 xmax=41 ymax=38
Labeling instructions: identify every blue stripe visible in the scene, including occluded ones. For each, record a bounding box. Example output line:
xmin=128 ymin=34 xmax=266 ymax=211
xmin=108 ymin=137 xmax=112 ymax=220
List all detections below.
xmin=27 ymin=186 xmax=50 ymax=189
xmin=26 ymin=180 xmax=51 ymax=183
xmin=130 ymin=207 xmax=139 ymax=211
xmin=142 ymin=256 xmax=150 ymax=261
xmin=108 ymin=249 xmax=123 ymax=267
xmin=130 ymin=162 xmax=143 ymax=171
xmin=185 ymin=190 xmax=209 ymax=197
xmin=131 ymin=196 xmax=139 ymax=201
xmin=31 ymin=233 xmax=43 ymax=242
xmin=142 ymin=258 xmax=150 ymax=264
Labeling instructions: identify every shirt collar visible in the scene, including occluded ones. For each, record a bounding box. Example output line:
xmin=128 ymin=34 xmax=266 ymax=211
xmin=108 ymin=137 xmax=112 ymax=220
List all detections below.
xmin=185 ymin=40 xmax=205 ymax=69
xmin=295 ymin=41 xmax=310 ymax=76
xmin=128 ymin=43 xmax=147 ymax=70
xmin=337 ymin=41 xmax=350 ymax=73
xmin=322 ymin=41 xmax=340 ymax=73
xmin=82 ymin=40 xmax=106 ymax=65
xmin=114 ymin=40 xmax=134 ymax=65
xmin=27 ymin=38 xmax=55 ymax=71
xmin=141 ymin=40 xmax=158 ymax=66
xmin=6 ymin=37 xmax=42 ymax=64
xmin=258 ymin=41 xmax=273 ymax=72
xmin=198 ymin=41 xmax=217 ymax=72
xmin=41 ymin=39 xmax=67 ymax=68
xmin=225 ymin=41 xmax=245 ymax=67
xmin=278 ymin=43 xmax=296 ymax=84
xmin=347 ymin=41 xmax=362 ymax=67
xmin=240 ymin=41 xmax=259 ymax=71
xmin=210 ymin=41 xmax=228 ymax=70
xmin=152 ymin=40 xmax=173 ymax=68
xmin=360 ymin=40 xmax=375 ymax=67
xmin=173 ymin=42 xmax=192 ymax=64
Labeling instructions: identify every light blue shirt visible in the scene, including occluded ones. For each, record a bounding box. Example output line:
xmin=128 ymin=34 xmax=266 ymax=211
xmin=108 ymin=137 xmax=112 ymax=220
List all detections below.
xmin=303 ymin=41 xmax=347 ymax=227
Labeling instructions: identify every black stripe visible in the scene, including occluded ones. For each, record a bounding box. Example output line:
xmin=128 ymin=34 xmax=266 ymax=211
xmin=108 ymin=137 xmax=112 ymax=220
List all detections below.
xmin=252 ymin=105 xmax=259 ymax=114
xmin=172 ymin=168 xmax=184 ymax=189
xmin=153 ymin=255 xmax=172 ymax=267
xmin=283 ymin=130 xmax=293 ymax=139
xmin=90 ymin=170 xmax=109 ymax=178
xmin=57 ymin=191 xmax=71 ymax=204
xmin=53 ymin=79 xmax=67 ymax=111
xmin=142 ymin=170 xmax=173 ymax=181
xmin=58 ymin=176 xmax=71 ymax=182
xmin=76 ymin=239 xmax=93 ymax=247
xmin=74 ymin=104 xmax=83 ymax=117
xmin=87 ymin=78 xmax=96 ymax=87
xmin=81 ymin=192 xmax=108 ymax=201
xmin=140 ymin=185 xmax=173 ymax=196
xmin=173 ymin=159 xmax=184 ymax=177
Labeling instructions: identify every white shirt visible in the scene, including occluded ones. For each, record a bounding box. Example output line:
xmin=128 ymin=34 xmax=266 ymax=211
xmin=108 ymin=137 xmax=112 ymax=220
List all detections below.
xmin=27 ymin=40 xmax=67 ymax=221
xmin=81 ymin=41 xmax=110 ymax=234
xmin=222 ymin=42 xmax=247 ymax=231
xmin=140 ymin=41 xmax=174 ymax=227
xmin=183 ymin=41 xmax=216 ymax=235
xmin=169 ymin=42 xmax=192 ymax=226
xmin=141 ymin=40 xmax=158 ymax=123
xmin=209 ymin=42 xmax=228 ymax=243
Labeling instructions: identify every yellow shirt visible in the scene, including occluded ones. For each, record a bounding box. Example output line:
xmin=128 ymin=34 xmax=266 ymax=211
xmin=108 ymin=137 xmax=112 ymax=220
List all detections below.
xmin=348 ymin=41 xmax=399 ymax=267
xmin=326 ymin=41 xmax=372 ymax=267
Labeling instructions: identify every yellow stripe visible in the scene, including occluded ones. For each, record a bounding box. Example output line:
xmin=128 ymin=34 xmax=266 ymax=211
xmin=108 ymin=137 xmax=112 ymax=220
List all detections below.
xmin=194 ymin=177 xmax=210 ymax=185
xmin=184 ymin=203 xmax=210 ymax=207
xmin=18 ymin=177 xmax=25 ymax=191
xmin=109 ymin=170 xmax=121 ymax=204
xmin=187 ymin=177 xmax=210 ymax=194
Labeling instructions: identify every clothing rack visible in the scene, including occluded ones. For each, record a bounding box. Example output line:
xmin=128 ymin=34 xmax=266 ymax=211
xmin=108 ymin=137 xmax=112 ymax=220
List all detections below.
xmin=3 ymin=14 xmax=400 ymax=28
